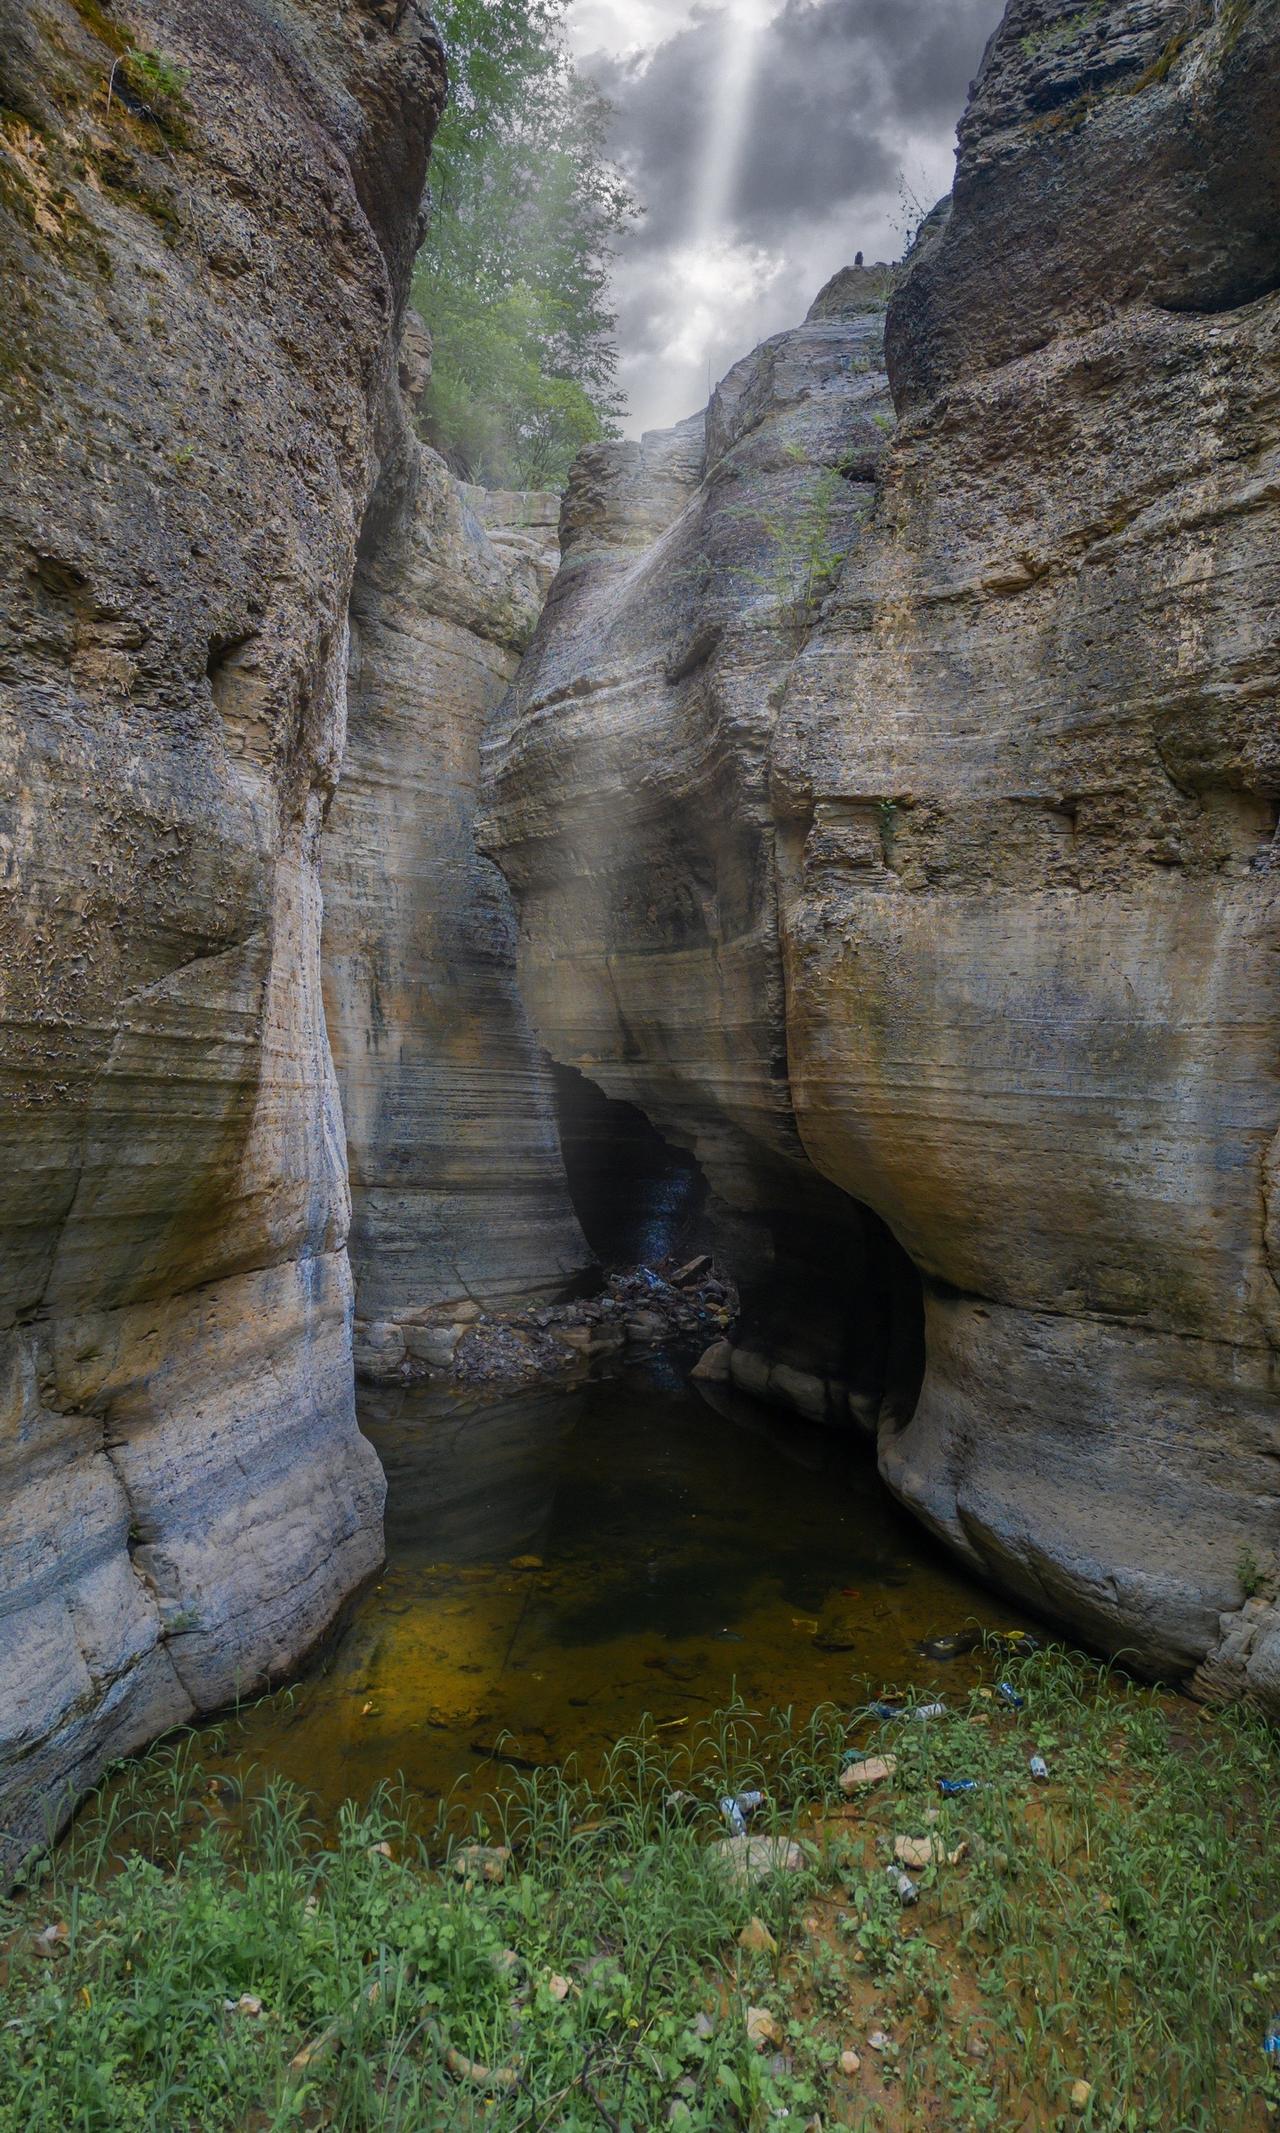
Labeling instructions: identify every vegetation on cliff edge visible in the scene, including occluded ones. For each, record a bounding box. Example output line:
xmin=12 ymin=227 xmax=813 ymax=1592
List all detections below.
xmin=413 ymin=0 xmax=635 ymax=489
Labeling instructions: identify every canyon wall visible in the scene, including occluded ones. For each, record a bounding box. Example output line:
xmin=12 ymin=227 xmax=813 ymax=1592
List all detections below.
xmin=0 ymin=0 xmax=443 ymax=1876
xmin=322 ymin=320 xmax=591 ymax=1381
xmin=485 ymin=271 xmax=926 ymax=1430
xmin=490 ymin=1 xmax=1280 ymax=1703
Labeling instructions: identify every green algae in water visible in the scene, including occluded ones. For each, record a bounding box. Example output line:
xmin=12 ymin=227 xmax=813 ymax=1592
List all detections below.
xmin=217 ymin=1357 xmax=1036 ymax=1819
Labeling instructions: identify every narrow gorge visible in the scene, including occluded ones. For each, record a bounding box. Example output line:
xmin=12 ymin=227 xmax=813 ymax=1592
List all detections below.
xmin=1 ymin=0 xmax=1278 ymax=1901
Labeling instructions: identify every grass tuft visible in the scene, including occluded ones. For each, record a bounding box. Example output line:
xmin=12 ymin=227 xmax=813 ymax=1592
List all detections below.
xmin=1 ymin=1646 xmax=1277 ymax=2129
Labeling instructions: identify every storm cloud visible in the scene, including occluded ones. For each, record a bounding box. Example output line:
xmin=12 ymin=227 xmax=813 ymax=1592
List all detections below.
xmin=566 ymin=0 xmax=1004 ymax=433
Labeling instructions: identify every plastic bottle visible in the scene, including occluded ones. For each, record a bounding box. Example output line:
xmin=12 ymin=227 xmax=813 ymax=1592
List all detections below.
xmin=1264 ymin=2016 xmax=1280 ymax=2062
xmin=909 ymin=1701 xmax=947 ymax=1721
xmin=1029 ymin=1754 xmax=1049 ymax=1781
xmin=885 ymin=1864 xmax=919 ymax=1906
xmin=996 ymin=1682 xmax=1025 ymax=1710
xmin=719 ymin=1789 xmax=764 ymax=1836
xmin=937 ymin=1778 xmax=979 ymax=1796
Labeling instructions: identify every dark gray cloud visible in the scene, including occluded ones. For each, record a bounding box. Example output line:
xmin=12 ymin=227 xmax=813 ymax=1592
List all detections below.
xmin=585 ymin=0 xmax=1000 ymax=249
xmin=566 ymin=0 xmax=1004 ymax=433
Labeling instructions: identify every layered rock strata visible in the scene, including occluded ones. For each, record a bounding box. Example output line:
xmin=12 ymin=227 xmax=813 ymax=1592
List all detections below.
xmin=0 ymin=0 xmax=443 ymax=1876
xmin=485 ymin=269 xmax=926 ymax=1432
xmin=775 ymin=0 xmax=1280 ymax=1704
xmin=322 ymin=325 xmax=590 ymax=1381
xmin=490 ymin=2 xmax=1280 ymax=1703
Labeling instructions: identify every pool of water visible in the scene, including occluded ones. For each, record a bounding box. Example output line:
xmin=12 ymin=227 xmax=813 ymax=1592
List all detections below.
xmin=217 ymin=1356 xmax=1035 ymax=1816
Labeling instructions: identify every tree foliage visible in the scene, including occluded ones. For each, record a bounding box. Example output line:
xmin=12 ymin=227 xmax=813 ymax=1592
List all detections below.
xmin=412 ymin=0 xmax=635 ymax=490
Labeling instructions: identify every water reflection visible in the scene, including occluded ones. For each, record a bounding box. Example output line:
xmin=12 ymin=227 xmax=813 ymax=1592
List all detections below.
xmin=220 ymin=1359 xmax=1033 ymax=1814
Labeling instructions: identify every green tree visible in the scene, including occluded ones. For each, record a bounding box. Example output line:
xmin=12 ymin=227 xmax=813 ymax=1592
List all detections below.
xmin=413 ymin=0 xmax=635 ymax=489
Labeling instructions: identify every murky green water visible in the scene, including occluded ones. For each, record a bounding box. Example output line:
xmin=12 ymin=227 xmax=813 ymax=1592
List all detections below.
xmin=211 ymin=1356 xmax=1035 ymax=1817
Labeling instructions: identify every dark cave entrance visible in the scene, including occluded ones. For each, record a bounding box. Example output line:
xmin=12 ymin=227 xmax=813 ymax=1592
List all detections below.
xmin=550 ymin=1062 xmax=709 ymax=1268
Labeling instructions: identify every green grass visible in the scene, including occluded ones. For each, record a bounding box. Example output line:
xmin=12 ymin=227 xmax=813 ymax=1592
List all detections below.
xmin=1 ymin=1646 xmax=1277 ymax=2131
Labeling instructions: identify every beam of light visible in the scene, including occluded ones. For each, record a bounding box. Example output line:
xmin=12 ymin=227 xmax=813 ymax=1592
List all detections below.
xmin=689 ymin=0 xmax=776 ymax=247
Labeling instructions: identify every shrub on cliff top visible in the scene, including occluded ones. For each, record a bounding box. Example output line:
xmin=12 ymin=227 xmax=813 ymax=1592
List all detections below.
xmin=413 ymin=0 xmax=635 ymax=490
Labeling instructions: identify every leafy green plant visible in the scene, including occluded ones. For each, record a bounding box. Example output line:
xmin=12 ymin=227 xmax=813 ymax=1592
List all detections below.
xmin=4 ymin=1652 xmax=1279 ymax=2130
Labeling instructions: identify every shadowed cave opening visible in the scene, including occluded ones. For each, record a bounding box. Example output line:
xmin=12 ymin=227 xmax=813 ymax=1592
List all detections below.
xmin=549 ymin=1061 xmax=710 ymax=1268
xmin=548 ymin=1064 xmax=925 ymax=1434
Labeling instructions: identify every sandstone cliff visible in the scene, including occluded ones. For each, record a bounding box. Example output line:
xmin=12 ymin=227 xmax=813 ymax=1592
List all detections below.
xmin=485 ymin=270 xmax=926 ymax=1433
xmin=777 ymin=0 xmax=1280 ymax=1707
xmin=0 ymin=0 xmax=443 ymax=1876
xmin=322 ymin=320 xmax=591 ymax=1380
xmin=489 ymin=2 xmax=1280 ymax=1705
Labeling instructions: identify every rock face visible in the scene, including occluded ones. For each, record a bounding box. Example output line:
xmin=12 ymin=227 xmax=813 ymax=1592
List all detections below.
xmin=775 ymin=0 xmax=1280 ymax=1704
xmin=0 ymin=0 xmax=444 ymax=1875
xmin=490 ymin=4 xmax=1280 ymax=1705
xmin=485 ymin=269 xmax=926 ymax=1432
xmin=322 ymin=324 xmax=589 ymax=1380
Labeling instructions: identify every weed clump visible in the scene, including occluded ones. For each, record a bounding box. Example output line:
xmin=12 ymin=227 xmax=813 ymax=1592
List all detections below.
xmin=0 ymin=1647 xmax=1277 ymax=2130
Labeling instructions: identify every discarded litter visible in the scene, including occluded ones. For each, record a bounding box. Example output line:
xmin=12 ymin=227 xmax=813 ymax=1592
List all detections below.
xmin=937 ymin=1778 xmax=979 ymax=1797
xmin=1029 ymin=1754 xmax=1049 ymax=1781
xmin=885 ymin=1864 xmax=919 ymax=1906
xmin=1264 ymin=2015 xmax=1280 ymax=2061
xmin=867 ymin=1697 xmax=945 ymax=1722
xmin=996 ymin=1682 xmax=1025 ymax=1710
xmin=720 ymin=1789 xmax=765 ymax=1837
xmin=919 ymin=1629 xmax=980 ymax=1662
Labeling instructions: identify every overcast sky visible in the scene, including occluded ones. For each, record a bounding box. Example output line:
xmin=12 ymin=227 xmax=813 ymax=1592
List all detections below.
xmin=565 ymin=0 xmax=1004 ymax=435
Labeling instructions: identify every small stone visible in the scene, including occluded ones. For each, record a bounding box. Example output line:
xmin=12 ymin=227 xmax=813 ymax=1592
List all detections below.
xmin=691 ymin=1337 xmax=732 ymax=1383
xmin=693 ymin=2010 xmax=716 ymax=2040
xmin=1069 ymin=2079 xmax=1093 ymax=2114
xmin=508 ymin=1554 xmax=543 ymax=1571
xmin=967 ymin=2030 xmax=992 ymax=2059
xmin=745 ymin=2005 xmax=783 ymax=2050
xmin=224 ymin=1993 xmax=263 ymax=2016
xmin=839 ymin=2048 xmax=861 ymax=2075
xmin=452 ymin=1842 xmax=511 ymax=1884
xmin=738 ymin=1915 xmax=778 ymax=1955
xmin=893 ymin=1834 xmax=966 ymax=1869
xmin=839 ymin=1753 xmax=896 ymax=1794
xmin=403 ymin=1323 xmax=461 ymax=1369
xmin=368 ymin=1840 xmax=392 ymax=1859
xmin=546 ymin=1973 xmax=571 ymax=2002
xmin=712 ymin=1834 xmax=805 ymax=1884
